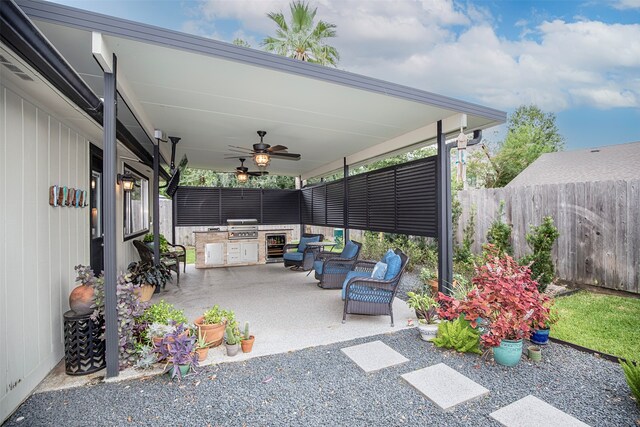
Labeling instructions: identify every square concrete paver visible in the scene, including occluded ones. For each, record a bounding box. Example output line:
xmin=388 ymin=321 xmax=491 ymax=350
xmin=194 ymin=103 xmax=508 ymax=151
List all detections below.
xmin=490 ymin=395 xmax=590 ymax=427
xmin=341 ymin=340 xmax=409 ymax=372
xmin=401 ymin=363 xmax=489 ymax=411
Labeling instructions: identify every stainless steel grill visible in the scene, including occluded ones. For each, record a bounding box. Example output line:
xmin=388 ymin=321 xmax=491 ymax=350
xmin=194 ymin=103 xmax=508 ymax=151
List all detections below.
xmin=227 ymin=219 xmax=258 ymax=240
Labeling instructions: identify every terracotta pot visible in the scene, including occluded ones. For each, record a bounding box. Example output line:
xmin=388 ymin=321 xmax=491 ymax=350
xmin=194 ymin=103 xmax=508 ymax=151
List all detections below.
xmin=241 ymin=336 xmax=255 ymax=353
xmin=428 ymin=279 xmax=439 ymax=296
xmin=194 ymin=316 xmax=226 ymax=347
xmin=134 ymin=284 xmax=156 ymax=302
xmin=196 ymin=347 xmax=209 ymax=362
xmin=69 ymin=284 xmax=95 ymax=315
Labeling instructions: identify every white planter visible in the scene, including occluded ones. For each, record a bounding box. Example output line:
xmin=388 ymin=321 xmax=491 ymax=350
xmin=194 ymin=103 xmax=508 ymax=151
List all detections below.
xmin=417 ymin=322 xmax=439 ymax=342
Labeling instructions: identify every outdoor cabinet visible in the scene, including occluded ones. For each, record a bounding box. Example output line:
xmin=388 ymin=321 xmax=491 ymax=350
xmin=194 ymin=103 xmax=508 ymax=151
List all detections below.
xmin=205 ymin=243 xmax=224 ymax=266
xmin=241 ymin=242 xmax=259 ymax=263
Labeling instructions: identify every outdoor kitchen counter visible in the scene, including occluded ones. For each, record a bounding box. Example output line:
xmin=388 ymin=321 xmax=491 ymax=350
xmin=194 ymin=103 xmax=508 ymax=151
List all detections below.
xmin=194 ymin=228 xmax=293 ymax=268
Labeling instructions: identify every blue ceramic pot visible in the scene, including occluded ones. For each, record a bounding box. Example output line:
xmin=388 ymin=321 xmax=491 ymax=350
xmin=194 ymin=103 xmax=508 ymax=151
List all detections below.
xmin=493 ymin=339 xmax=523 ymax=367
xmin=531 ymin=328 xmax=550 ymax=345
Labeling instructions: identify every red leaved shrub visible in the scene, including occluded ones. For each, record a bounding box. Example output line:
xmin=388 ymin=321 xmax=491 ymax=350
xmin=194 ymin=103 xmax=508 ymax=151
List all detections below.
xmin=437 ymin=245 xmax=551 ymax=348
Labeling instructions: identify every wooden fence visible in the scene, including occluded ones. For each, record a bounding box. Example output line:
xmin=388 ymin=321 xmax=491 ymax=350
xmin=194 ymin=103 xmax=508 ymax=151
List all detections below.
xmin=456 ymin=180 xmax=639 ymax=294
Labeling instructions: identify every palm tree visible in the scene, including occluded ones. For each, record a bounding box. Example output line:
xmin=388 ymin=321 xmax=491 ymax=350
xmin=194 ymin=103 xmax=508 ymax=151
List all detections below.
xmin=262 ymin=1 xmax=340 ymax=67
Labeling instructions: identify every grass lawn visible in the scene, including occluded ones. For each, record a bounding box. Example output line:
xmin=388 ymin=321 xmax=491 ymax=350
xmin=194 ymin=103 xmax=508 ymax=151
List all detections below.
xmin=551 ymin=291 xmax=640 ymax=362
xmin=185 ymin=246 xmax=195 ymax=264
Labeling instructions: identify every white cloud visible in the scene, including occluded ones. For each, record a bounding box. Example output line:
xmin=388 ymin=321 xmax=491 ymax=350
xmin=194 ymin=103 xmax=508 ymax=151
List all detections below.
xmin=190 ymin=0 xmax=640 ymax=111
xmin=612 ymin=0 xmax=640 ymax=10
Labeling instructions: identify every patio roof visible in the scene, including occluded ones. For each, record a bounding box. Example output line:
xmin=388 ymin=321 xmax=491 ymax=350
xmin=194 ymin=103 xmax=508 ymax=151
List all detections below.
xmin=18 ymin=0 xmax=505 ymax=179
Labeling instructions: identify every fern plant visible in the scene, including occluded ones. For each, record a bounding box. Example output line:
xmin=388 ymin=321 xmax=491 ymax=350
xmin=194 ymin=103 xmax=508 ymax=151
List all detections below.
xmin=620 ymin=359 xmax=640 ymax=405
xmin=433 ymin=316 xmax=482 ymax=354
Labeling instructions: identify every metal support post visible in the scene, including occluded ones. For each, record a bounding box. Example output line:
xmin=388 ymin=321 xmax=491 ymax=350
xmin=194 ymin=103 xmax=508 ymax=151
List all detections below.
xmin=103 ymin=54 xmax=119 ymax=377
xmin=153 ymin=143 xmax=160 ymax=264
xmin=343 ymin=157 xmax=349 ymax=242
xmin=437 ymin=120 xmax=453 ymax=294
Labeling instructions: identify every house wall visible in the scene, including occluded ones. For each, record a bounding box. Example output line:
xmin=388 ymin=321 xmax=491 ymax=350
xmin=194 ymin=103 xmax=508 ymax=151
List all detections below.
xmin=0 ymin=83 xmax=146 ymax=422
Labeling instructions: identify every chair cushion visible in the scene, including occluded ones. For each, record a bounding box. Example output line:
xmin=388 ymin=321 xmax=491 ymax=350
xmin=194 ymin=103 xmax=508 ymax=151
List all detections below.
xmin=313 ymin=260 xmax=324 ymax=274
xmin=161 ymin=258 xmax=177 ymax=266
xmin=382 ymin=249 xmax=396 ymax=264
xmin=341 ymin=271 xmax=372 ymax=299
xmin=315 ymin=260 xmax=351 ymax=276
xmin=283 ymin=252 xmax=304 ymax=262
xmin=371 ymin=261 xmax=387 ymax=279
xmin=384 ymin=253 xmax=402 ymax=280
xmin=298 ymin=235 xmax=320 ymax=253
xmin=347 ymin=285 xmax=394 ymax=304
xmin=340 ymin=241 xmax=359 ymax=259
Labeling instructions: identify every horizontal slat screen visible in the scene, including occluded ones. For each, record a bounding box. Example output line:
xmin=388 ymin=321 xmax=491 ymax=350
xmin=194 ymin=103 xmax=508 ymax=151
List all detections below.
xmin=325 ymin=180 xmax=344 ymax=227
xmin=305 ymin=155 xmax=437 ymax=237
xmin=262 ymin=189 xmax=300 ymax=224
xmin=220 ymin=188 xmax=261 ymax=222
xmin=175 ymin=155 xmax=437 ymax=235
xmin=175 ymin=187 xmax=221 ymax=226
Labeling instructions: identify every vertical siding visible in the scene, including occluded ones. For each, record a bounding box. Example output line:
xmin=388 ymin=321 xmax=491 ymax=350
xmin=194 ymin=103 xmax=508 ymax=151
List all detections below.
xmin=0 ymin=84 xmax=91 ymax=422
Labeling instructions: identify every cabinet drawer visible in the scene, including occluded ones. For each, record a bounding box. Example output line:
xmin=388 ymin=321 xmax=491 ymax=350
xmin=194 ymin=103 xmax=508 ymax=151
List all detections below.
xmin=227 ymin=243 xmax=241 ymax=254
xmin=227 ymin=254 xmax=241 ymax=264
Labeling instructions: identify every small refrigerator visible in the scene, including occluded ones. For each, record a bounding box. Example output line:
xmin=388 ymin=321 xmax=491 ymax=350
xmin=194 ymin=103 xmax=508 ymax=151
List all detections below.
xmin=265 ymin=233 xmax=287 ymax=263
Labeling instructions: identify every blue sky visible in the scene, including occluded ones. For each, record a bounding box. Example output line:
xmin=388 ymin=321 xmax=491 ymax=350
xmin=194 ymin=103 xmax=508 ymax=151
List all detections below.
xmin=50 ymin=0 xmax=640 ymax=150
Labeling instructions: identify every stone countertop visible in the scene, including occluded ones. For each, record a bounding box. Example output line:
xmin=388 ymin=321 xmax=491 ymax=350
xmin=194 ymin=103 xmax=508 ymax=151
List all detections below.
xmin=193 ymin=227 xmax=294 ymax=233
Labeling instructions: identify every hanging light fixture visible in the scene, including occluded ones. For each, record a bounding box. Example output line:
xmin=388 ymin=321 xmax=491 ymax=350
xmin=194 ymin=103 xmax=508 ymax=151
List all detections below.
xmin=236 ymin=170 xmax=249 ymax=183
xmin=253 ymin=152 xmax=270 ymax=168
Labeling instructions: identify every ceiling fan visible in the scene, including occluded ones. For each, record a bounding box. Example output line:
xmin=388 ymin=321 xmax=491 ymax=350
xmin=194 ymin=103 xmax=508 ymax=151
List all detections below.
xmin=233 ymin=158 xmax=268 ymax=183
xmin=226 ymin=130 xmax=301 ymax=168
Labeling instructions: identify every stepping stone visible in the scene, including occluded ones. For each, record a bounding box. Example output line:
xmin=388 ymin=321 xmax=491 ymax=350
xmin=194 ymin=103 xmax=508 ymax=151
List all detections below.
xmin=490 ymin=395 xmax=590 ymax=427
xmin=341 ymin=340 xmax=409 ymax=372
xmin=401 ymin=363 xmax=489 ymax=411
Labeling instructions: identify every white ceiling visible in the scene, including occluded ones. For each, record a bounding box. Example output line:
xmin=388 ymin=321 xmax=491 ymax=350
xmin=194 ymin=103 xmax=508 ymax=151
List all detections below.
xmin=27 ymin=11 xmax=504 ymax=178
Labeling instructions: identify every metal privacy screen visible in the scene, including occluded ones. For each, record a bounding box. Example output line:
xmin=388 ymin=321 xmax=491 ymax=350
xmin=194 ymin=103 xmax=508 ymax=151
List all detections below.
xmin=175 ymin=155 xmax=437 ymax=237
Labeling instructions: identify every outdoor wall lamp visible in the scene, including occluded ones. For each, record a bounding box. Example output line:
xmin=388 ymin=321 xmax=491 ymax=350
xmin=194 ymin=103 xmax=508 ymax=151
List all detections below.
xmin=253 ymin=152 xmax=270 ymax=168
xmin=117 ymin=172 xmax=136 ymax=192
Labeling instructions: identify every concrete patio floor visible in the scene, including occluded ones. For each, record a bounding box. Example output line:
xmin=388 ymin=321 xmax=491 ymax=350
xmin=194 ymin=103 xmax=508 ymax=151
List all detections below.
xmin=36 ymin=263 xmax=415 ymax=393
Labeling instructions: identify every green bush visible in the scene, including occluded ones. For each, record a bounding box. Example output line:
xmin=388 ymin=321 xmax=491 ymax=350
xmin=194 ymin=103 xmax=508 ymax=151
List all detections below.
xmin=203 ymin=305 xmax=235 ymax=325
xmin=454 ymin=206 xmax=476 ymax=264
xmin=138 ymin=300 xmax=187 ymax=325
xmin=485 ymin=201 xmax=512 ymax=255
xmin=433 ymin=316 xmax=482 ymax=354
xmin=620 ymin=359 xmax=640 ymax=405
xmin=520 ymin=216 xmax=559 ymax=292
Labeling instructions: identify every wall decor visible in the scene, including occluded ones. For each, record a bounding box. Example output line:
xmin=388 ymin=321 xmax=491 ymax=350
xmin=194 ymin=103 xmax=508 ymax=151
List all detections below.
xmin=49 ymin=185 xmax=88 ymax=208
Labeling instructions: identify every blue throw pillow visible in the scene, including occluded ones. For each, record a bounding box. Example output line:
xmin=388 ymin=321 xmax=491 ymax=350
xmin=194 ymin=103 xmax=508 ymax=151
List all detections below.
xmin=341 ymin=241 xmax=359 ymax=259
xmin=371 ymin=261 xmax=387 ymax=279
xmin=382 ymin=249 xmax=395 ymax=264
xmin=384 ymin=253 xmax=402 ymax=280
xmin=298 ymin=235 xmax=320 ymax=252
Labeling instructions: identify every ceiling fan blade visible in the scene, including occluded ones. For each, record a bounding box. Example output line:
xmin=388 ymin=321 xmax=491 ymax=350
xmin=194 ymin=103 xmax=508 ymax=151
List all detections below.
xmin=224 ymin=156 xmax=246 ymax=159
xmin=228 ymin=149 xmax=254 ymax=155
xmin=267 ymin=145 xmax=288 ymax=152
xmin=228 ymin=145 xmax=253 ymax=151
xmin=270 ymin=152 xmax=301 ymax=160
xmin=248 ymin=171 xmax=269 ymax=176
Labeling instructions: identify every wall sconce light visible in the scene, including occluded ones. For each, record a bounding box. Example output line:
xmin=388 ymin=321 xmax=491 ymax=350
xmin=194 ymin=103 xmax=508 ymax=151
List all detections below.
xmin=91 ymin=179 xmax=96 ymax=189
xmin=117 ymin=172 xmax=136 ymax=192
xmin=253 ymin=152 xmax=270 ymax=168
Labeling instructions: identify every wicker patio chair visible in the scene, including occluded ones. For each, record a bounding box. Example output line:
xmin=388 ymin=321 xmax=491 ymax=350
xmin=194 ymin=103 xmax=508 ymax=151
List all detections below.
xmin=283 ymin=233 xmax=324 ymax=271
xmin=314 ymin=240 xmax=362 ymax=289
xmin=133 ymin=240 xmax=180 ymax=285
xmin=341 ymin=249 xmax=408 ymax=327
xmin=145 ymin=240 xmax=187 ymax=272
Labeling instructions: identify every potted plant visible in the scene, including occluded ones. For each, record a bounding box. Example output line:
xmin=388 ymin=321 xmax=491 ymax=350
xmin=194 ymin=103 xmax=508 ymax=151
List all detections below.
xmin=147 ymin=322 xmax=176 ymax=346
xmin=437 ymin=246 xmax=551 ymax=367
xmin=155 ymin=323 xmax=198 ymax=379
xmin=419 ymin=268 xmax=438 ymax=295
xmin=195 ymin=305 xmax=234 ymax=348
xmin=195 ymin=329 xmax=212 ymax=362
xmin=240 ymin=322 xmax=255 ymax=353
xmin=143 ymin=232 xmax=170 ymax=254
xmin=531 ymin=306 xmax=558 ymax=345
xmin=138 ymin=300 xmax=188 ymax=341
xmin=127 ymin=261 xmax=172 ymax=301
xmin=224 ymin=322 xmax=241 ymax=356
xmin=406 ymin=290 xmax=440 ymax=342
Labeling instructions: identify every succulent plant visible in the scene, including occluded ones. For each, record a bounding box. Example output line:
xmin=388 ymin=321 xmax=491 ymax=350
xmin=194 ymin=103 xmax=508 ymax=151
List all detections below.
xmin=156 ymin=322 xmax=198 ymax=380
xmin=135 ymin=345 xmax=158 ymax=370
xmin=243 ymin=322 xmax=251 ymax=340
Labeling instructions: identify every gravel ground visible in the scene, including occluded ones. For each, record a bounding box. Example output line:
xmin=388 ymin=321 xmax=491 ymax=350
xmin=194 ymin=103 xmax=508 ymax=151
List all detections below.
xmin=4 ymin=329 xmax=638 ymax=427
xmin=397 ymin=271 xmax=423 ymax=301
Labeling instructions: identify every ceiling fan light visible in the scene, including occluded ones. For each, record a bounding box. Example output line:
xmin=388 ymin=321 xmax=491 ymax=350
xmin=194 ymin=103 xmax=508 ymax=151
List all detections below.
xmin=254 ymin=152 xmax=270 ymax=168
xmin=236 ymin=171 xmax=249 ymax=183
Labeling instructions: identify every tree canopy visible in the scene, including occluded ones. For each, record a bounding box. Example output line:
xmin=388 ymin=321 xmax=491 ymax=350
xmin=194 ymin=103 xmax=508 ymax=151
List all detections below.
xmin=466 ymin=104 xmax=564 ymax=188
xmin=262 ymin=1 xmax=340 ymax=67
